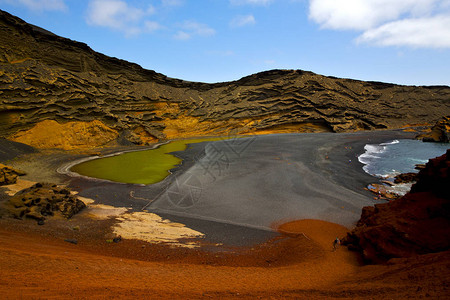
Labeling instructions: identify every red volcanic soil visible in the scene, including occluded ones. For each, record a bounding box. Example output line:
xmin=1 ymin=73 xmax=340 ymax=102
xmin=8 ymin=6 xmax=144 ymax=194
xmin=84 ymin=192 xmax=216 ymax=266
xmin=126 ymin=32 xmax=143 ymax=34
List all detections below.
xmin=1 ymin=149 xmax=449 ymax=299
xmin=343 ymin=149 xmax=450 ymax=264
xmin=0 ymin=217 xmax=449 ymax=299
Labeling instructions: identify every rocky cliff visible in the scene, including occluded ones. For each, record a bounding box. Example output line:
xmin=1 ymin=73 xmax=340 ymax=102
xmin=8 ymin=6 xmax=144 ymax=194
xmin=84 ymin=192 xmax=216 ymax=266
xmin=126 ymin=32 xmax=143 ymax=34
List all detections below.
xmin=416 ymin=116 xmax=450 ymax=143
xmin=1 ymin=10 xmax=450 ymax=149
xmin=343 ymin=149 xmax=450 ymax=264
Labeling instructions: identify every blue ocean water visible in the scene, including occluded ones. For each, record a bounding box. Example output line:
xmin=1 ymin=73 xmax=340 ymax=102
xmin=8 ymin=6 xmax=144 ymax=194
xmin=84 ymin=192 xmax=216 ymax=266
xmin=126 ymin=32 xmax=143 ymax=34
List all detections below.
xmin=358 ymin=139 xmax=448 ymax=178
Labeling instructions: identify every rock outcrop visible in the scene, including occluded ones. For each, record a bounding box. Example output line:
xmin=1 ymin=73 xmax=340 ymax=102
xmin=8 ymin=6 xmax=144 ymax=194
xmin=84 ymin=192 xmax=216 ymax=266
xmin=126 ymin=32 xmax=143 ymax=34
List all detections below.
xmin=0 ymin=164 xmax=25 ymax=185
xmin=410 ymin=149 xmax=450 ymax=199
xmin=6 ymin=182 xmax=86 ymax=222
xmin=1 ymin=10 xmax=450 ymax=149
xmin=416 ymin=116 xmax=450 ymax=143
xmin=343 ymin=150 xmax=450 ymax=264
xmin=393 ymin=172 xmax=418 ymax=184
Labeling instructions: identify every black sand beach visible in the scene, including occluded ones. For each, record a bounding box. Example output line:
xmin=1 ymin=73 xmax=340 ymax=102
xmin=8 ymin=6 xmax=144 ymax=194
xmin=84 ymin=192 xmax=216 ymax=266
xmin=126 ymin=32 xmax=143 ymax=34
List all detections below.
xmin=1 ymin=130 xmax=416 ymax=246
xmin=146 ymin=131 xmax=416 ymax=229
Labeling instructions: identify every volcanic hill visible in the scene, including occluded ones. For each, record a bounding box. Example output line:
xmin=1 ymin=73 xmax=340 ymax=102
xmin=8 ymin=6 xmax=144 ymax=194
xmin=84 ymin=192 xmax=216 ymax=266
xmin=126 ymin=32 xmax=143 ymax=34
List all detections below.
xmin=1 ymin=10 xmax=450 ymax=149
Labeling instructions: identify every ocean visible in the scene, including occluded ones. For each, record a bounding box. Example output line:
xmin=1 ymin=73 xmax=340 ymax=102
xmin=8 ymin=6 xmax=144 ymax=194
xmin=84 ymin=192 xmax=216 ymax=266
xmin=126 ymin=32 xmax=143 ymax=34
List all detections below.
xmin=358 ymin=139 xmax=449 ymax=195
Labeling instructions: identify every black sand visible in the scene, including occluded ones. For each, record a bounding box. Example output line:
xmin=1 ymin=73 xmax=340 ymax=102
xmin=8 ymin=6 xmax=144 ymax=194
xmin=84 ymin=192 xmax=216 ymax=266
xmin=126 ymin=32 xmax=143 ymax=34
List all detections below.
xmin=0 ymin=138 xmax=37 ymax=163
xmin=148 ymin=131 xmax=416 ymax=230
xmin=2 ymin=130 xmax=416 ymax=247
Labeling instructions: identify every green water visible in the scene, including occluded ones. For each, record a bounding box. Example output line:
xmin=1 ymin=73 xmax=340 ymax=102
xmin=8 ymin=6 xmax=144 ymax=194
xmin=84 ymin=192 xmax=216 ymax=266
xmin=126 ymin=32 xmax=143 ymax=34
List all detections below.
xmin=70 ymin=137 xmax=224 ymax=184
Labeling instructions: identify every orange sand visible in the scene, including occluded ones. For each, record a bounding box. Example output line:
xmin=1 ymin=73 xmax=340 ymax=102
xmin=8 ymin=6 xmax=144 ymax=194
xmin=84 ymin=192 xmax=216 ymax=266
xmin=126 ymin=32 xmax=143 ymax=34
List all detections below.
xmin=0 ymin=218 xmax=448 ymax=299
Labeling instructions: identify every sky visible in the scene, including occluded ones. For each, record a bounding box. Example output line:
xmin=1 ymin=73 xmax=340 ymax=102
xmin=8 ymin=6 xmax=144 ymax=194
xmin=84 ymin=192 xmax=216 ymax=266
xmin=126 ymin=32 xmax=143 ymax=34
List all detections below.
xmin=1 ymin=0 xmax=450 ymax=86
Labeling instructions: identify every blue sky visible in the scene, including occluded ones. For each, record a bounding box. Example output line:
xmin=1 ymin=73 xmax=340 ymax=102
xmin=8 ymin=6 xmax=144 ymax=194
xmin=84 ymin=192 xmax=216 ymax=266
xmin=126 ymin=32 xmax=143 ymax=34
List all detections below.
xmin=1 ymin=0 xmax=450 ymax=86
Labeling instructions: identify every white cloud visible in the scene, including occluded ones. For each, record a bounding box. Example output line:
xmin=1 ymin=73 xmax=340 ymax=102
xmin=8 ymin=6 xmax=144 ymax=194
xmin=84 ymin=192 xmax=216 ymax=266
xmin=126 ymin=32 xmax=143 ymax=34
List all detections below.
xmin=3 ymin=0 xmax=67 ymax=12
xmin=230 ymin=14 xmax=256 ymax=28
xmin=145 ymin=21 xmax=163 ymax=32
xmin=183 ymin=21 xmax=216 ymax=36
xmin=309 ymin=0 xmax=450 ymax=48
xmin=174 ymin=21 xmax=215 ymax=40
xmin=357 ymin=15 xmax=450 ymax=48
xmin=86 ymin=0 xmax=159 ymax=36
xmin=230 ymin=0 xmax=273 ymax=5
xmin=174 ymin=31 xmax=191 ymax=40
xmin=309 ymin=0 xmax=436 ymax=30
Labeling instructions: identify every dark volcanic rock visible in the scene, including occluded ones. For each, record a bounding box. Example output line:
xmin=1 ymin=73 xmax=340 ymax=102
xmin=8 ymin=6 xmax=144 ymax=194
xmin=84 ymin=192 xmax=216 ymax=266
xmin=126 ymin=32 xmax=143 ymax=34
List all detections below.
xmin=410 ymin=149 xmax=450 ymax=199
xmin=6 ymin=182 xmax=86 ymax=221
xmin=0 ymin=163 xmax=26 ymax=185
xmin=1 ymin=10 xmax=450 ymax=148
xmin=416 ymin=116 xmax=450 ymax=143
xmin=393 ymin=172 xmax=418 ymax=184
xmin=343 ymin=150 xmax=450 ymax=264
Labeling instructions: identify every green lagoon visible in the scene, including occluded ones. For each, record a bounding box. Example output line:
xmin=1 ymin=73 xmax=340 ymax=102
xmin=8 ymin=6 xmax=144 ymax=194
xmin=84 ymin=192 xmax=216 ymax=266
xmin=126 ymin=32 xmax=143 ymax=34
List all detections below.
xmin=70 ymin=137 xmax=224 ymax=184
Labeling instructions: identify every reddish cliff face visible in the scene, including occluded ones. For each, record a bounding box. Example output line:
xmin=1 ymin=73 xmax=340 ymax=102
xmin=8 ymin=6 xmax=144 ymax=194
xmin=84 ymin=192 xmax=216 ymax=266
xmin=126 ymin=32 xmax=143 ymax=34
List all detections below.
xmin=343 ymin=149 xmax=450 ymax=264
xmin=410 ymin=148 xmax=450 ymax=198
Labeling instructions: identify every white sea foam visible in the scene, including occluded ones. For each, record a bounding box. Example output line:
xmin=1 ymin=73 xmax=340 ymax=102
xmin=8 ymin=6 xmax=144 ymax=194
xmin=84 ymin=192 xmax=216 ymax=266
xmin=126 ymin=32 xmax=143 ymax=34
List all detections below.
xmin=358 ymin=143 xmax=387 ymax=175
xmin=359 ymin=140 xmax=399 ymax=168
xmin=391 ymin=183 xmax=414 ymax=196
xmin=358 ymin=153 xmax=379 ymax=163
xmin=363 ymin=144 xmax=386 ymax=154
xmin=358 ymin=139 xmax=448 ymax=196
xmin=358 ymin=139 xmax=401 ymax=177
xmin=380 ymin=139 xmax=399 ymax=146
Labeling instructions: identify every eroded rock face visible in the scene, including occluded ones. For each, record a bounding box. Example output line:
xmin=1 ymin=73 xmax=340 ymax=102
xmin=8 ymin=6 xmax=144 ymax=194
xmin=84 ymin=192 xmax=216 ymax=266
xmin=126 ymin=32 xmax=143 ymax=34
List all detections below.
xmin=1 ymin=10 xmax=450 ymax=148
xmin=6 ymin=182 xmax=86 ymax=222
xmin=343 ymin=150 xmax=450 ymax=264
xmin=416 ymin=116 xmax=450 ymax=143
xmin=0 ymin=164 xmax=25 ymax=185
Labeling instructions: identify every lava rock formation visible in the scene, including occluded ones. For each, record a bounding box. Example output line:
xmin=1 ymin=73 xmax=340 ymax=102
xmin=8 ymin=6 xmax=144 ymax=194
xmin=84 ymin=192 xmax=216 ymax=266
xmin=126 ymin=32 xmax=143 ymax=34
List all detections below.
xmin=343 ymin=149 xmax=450 ymax=264
xmin=1 ymin=10 xmax=450 ymax=149
xmin=5 ymin=182 xmax=86 ymax=222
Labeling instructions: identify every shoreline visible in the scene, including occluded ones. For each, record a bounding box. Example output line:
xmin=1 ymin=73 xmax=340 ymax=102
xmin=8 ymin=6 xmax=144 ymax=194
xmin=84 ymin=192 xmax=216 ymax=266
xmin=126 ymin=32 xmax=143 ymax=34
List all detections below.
xmin=1 ymin=130 xmax=417 ymax=249
xmin=56 ymin=141 xmax=170 ymax=185
xmin=1 ymin=130 xmax=449 ymax=298
xmin=59 ymin=136 xmax=230 ymax=185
